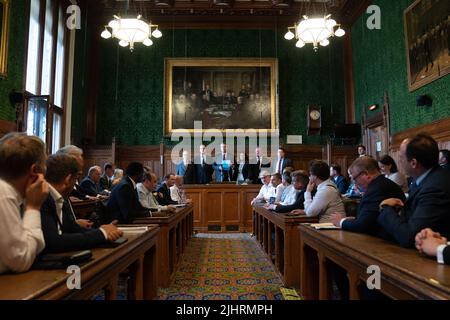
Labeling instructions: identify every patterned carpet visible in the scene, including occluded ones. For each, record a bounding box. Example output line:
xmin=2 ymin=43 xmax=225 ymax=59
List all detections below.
xmin=158 ymin=233 xmax=285 ymax=300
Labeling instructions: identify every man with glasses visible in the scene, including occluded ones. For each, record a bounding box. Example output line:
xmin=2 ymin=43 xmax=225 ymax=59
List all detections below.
xmin=377 ymin=134 xmax=450 ymax=248
xmin=330 ymin=156 xmax=405 ymax=237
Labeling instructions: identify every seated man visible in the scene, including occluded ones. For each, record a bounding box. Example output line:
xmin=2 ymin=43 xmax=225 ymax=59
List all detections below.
xmin=170 ymin=175 xmax=192 ymax=204
xmin=330 ymin=163 xmax=348 ymax=195
xmin=250 ymin=170 xmax=274 ymax=205
xmin=99 ymin=163 xmax=114 ymax=191
xmin=266 ymin=171 xmax=309 ymax=213
xmin=292 ymin=160 xmax=345 ymax=223
xmin=330 ymin=156 xmax=405 ymax=238
xmin=80 ymin=166 xmax=103 ymax=197
xmin=137 ymin=172 xmax=176 ymax=213
xmin=0 ymin=133 xmax=48 ymax=274
xmin=378 ymin=134 xmax=450 ymax=248
xmin=107 ymin=162 xmax=148 ymax=223
xmin=156 ymin=174 xmax=178 ymax=205
xmin=415 ymin=228 xmax=450 ymax=265
xmin=270 ymin=173 xmax=285 ymax=203
xmin=40 ymin=154 xmax=122 ymax=253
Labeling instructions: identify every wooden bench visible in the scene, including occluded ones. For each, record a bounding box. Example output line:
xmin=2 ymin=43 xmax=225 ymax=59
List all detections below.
xmin=252 ymin=205 xmax=318 ymax=288
xmin=133 ymin=204 xmax=194 ymax=287
xmin=0 ymin=225 xmax=160 ymax=300
xmin=299 ymin=224 xmax=450 ymax=300
xmin=70 ymin=199 xmax=99 ymax=220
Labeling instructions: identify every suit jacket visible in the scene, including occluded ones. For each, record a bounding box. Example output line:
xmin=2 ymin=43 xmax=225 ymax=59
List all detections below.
xmin=176 ymin=161 xmax=195 ymax=184
xmin=342 ymin=175 xmax=405 ymax=238
xmin=80 ymin=177 xmax=101 ymax=197
xmin=275 ymin=157 xmax=293 ymax=174
xmin=70 ymin=183 xmax=89 ymax=200
xmin=444 ymin=246 xmax=450 ymax=265
xmin=107 ymin=177 xmax=147 ymax=223
xmin=378 ymin=166 xmax=450 ymax=248
xmin=156 ymin=183 xmax=178 ymax=205
xmin=194 ymin=155 xmax=213 ymax=184
xmin=249 ymin=157 xmax=271 ymax=184
xmin=40 ymin=195 xmax=106 ymax=253
xmin=99 ymin=175 xmax=112 ymax=190
xmin=232 ymin=163 xmax=251 ymax=182
xmin=273 ymin=189 xmax=306 ymax=213
xmin=212 ymin=154 xmax=234 ymax=182
xmin=333 ymin=175 xmax=348 ymax=195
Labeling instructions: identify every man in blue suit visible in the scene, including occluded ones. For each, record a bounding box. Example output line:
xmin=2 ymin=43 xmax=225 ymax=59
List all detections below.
xmin=213 ymin=143 xmax=234 ymax=182
xmin=330 ymin=164 xmax=348 ymax=194
xmin=378 ymin=134 xmax=450 ymax=248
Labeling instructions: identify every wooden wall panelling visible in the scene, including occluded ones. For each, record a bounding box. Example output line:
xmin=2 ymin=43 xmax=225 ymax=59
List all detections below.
xmin=0 ymin=119 xmax=16 ymax=138
xmin=116 ymin=145 xmax=162 ymax=178
xmin=83 ymin=146 xmax=113 ymax=175
xmin=223 ymin=191 xmax=240 ymax=228
xmin=284 ymin=145 xmax=323 ymax=171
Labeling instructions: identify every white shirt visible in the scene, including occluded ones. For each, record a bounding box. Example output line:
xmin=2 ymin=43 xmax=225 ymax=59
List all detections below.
xmin=136 ymin=183 xmax=168 ymax=212
xmin=0 ymin=178 xmax=45 ymax=274
xmin=48 ymin=185 xmax=64 ymax=235
xmin=256 ymin=184 xmax=275 ymax=201
xmin=170 ymin=185 xmax=184 ymax=203
xmin=274 ymin=184 xmax=286 ymax=203
xmin=304 ymin=179 xmax=345 ymax=223
xmin=280 ymin=184 xmax=299 ymax=206
xmin=437 ymin=243 xmax=450 ymax=264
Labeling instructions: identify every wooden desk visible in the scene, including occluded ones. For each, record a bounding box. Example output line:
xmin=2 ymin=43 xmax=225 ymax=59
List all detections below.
xmin=133 ymin=204 xmax=194 ymax=287
xmin=184 ymin=184 xmax=260 ymax=232
xmin=252 ymin=205 xmax=318 ymax=288
xmin=299 ymin=225 xmax=450 ymax=300
xmin=0 ymin=225 xmax=160 ymax=300
xmin=71 ymin=199 xmax=98 ymax=219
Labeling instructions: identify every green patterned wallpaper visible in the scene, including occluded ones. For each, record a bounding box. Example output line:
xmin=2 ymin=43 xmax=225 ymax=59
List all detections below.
xmin=88 ymin=29 xmax=345 ymax=146
xmin=0 ymin=0 xmax=27 ymax=121
xmin=352 ymin=0 xmax=450 ymax=134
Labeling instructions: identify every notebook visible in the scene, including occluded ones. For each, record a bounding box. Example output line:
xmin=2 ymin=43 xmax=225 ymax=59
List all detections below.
xmin=118 ymin=226 xmax=149 ymax=234
xmin=310 ymin=223 xmax=340 ymax=230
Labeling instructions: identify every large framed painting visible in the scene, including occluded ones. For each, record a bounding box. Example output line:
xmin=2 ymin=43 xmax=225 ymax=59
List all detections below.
xmin=0 ymin=0 xmax=10 ymax=78
xmin=404 ymin=0 xmax=450 ymax=91
xmin=164 ymin=58 xmax=278 ymax=135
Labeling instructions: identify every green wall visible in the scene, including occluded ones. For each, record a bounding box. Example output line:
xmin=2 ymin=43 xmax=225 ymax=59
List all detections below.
xmin=0 ymin=0 xmax=27 ymax=121
xmin=86 ymin=29 xmax=345 ymax=146
xmin=352 ymin=0 xmax=450 ymax=134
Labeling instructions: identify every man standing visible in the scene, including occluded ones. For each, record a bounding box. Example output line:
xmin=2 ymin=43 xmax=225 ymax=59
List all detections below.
xmin=249 ymin=147 xmax=271 ymax=184
xmin=378 ymin=134 xmax=450 ymax=248
xmin=213 ymin=143 xmax=233 ymax=182
xmin=274 ymin=148 xmax=293 ymax=175
xmin=0 ymin=133 xmax=48 ymax=274
xmin=176 ymin=150 xmax=195 ymax=184
xmin=194 ymin=144 xmax=213 ymax=184
xmin=357 ymin=145 xmax=367 ymax=157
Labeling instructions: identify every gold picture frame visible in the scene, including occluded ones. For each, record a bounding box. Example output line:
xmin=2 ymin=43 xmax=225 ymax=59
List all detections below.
xmin=404 ymin=0 xmax=450 ymax=92
xmin=0 ymin=0 xmax=10 ymax=78
xmin=164 ymin=58 xmax=278 ymax=135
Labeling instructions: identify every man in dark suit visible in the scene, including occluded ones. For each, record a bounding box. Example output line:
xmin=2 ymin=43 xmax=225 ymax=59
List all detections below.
xmin=378 ymin=134 xmax=450 ymax=248
xmin=107 ymin=162 xmax=149 ymax=223
xmin=194 ymin=144 xmax=213 ymax=184
xmin=212 ymin=143 xmax=234 ymax=182
xmin=330 ymin=157 xmax=405 ymax=238
xmin=415 ymin=228 xmax=450 ymax=265
xmin=176 ymin=150 xmax=195 ymax=184
xmin=80 ymin=166 xmax=102 ymax=197
xmin=330 ymin=164 xmax=349 ymax=195
xmin=40 ymin=154 xmax=122 ymax=253
xmin=249 ymin=147 xmax=271 ymax=184
xmin=274 ymin=147 xmax=293 ymax=175
xmin=99 ymin=163 xmax=114 ymax=191
xmin=156 ymin=173 xmax=178 ymax=205
xmin=266 ymin=171 xmax=309 ymax=213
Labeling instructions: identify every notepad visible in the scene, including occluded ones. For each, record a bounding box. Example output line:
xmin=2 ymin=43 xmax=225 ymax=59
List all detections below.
xmin=174 ymin=204 xmax=187 ymax=208
xmin=118 ymin=226 xmax=148 ymax=234
xmin=310 ymin=223 xmax=340 ymax=230
xmin=280 ymin=287 xmax=302 ymax=300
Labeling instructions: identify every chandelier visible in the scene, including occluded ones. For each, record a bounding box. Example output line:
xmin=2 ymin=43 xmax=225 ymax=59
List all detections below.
xmin=101 ymin=14 xmax=162 ymax=52
xmin=284 ymin=14 xmax=345 ymax=51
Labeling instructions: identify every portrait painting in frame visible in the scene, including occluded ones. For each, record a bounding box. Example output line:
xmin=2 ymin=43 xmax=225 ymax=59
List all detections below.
xmin=164 ymin=58 xmax=278 ymax=135
xmin=404 ymin=0 xmax=450 ymax=91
